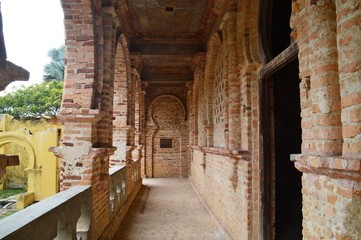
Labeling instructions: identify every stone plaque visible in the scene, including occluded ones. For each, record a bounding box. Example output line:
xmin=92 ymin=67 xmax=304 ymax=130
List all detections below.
xmin=160 ymin=139 xmax=172 ymax=148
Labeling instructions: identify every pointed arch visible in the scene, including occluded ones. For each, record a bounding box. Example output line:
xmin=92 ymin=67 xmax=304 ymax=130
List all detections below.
xmin=204 ymin=33 xmax=222 ymax=147
xmin=111 ymin=34 xmax=132 ymax=164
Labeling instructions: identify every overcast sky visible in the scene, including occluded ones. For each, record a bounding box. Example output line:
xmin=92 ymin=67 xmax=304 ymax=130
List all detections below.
xmin=1 ymin=0 xmax=65 ymax=93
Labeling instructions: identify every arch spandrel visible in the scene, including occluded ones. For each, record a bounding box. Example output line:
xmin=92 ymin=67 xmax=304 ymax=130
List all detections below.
xmin=148 ymin=95 xmax=186 ymax=129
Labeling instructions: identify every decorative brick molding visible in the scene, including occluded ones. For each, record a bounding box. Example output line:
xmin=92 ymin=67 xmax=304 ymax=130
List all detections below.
xmin=292 ymin=154 xmax=361 ymax=181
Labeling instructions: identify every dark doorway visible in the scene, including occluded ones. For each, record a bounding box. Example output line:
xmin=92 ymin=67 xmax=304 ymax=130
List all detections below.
xmin=269 ymin=0 xmax=303 ymax=237
xmin=273 ymin=59 xmax=302 ymax=240
xmin=259 ymin=0 xmax=303 ymax=237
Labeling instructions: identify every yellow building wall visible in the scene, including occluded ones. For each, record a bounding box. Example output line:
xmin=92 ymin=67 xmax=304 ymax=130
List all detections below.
xmin=0 ymin=114 xmax=63 ymax=201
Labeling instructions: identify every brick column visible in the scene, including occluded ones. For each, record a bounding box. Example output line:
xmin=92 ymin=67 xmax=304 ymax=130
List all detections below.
xmin=205 ymin=124 xmax=214 ymax=147
xmin=204 ymin=34 xmax=221 ymax=148
xmin=224 ymin=6 xmax=240 ymax=151
xmin=295 ymin=0 xmax=342 ymax=156
xmin=125 ymin=145 xmax=136 ymax=196
xmin=193 ymin=53 xmax=206 ymax=147
xmin=336 ymin=0 xmax=361 ymax=159
xmin=290 ymin=1 xmax=361 ymax=239
xmin=97 ymin=9 xmax=116 ymax=147
xmin=140 ymin=90 xmax=146 ymax=146
xmin=111 ymin=126 xmax=134 ymax=165
xmin=187 ymin=85 xmax=194 ymax=145
xmin=134 ymin=77 xmax=141 ymax=146
xmin=240 ymin=64 xmax=258 ymax=151
xmin=59 ymin=2 xmax=119 ymax=238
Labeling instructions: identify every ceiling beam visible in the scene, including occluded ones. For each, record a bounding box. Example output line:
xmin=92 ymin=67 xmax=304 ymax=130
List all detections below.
xmin=131 ymin=43 xmax=205 ymax=55
xmin=141 ymin=72 xmax=193 ymax=81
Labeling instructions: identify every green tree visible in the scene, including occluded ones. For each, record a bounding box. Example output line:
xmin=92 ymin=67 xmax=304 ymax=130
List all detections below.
xmin=43 ymin=45 xmax=65 ymax=82
xmin=0 ymin=81 xmax=63 ymax=119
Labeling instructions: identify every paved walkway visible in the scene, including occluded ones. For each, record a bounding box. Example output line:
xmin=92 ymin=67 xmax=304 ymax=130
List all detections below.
xmin=113 ymin=178 xmax=228 ymax=240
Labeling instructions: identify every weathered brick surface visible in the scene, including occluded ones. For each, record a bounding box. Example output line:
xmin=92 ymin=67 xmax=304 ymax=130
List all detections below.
xmin=336 ymin=0 xmax=361 ymax=158
xmin=190 ymin=148 xmax=251 ymax=239
xmin=190 ymin=3 xmax=262 ymax=238
xmin=291 ymin=0 xmax=342 ymax=156
xmin=291 ymin=0 xmax=361 ymax=239
xmin=57 ymin=0 xmax=361 ymax=239
xmin=301 ymin=173 xmax=361 ymax=239
xmin=57 ymin=3 xmax=136 ymax=239
xmin=145 ymin=94 xmax=189 ymax=177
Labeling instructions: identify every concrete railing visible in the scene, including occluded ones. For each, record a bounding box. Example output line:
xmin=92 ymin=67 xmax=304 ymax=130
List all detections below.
xmin=99 ymin=160 xmax=142 ymax=239
xmin=108 ymin=160 xmax=141 ymax=218
xmin=108 ymin=165 xmax=127 ymax=218
xmin=0 ymin=160 xmax=142 ymax=240
xmin=132 ymin=159 xmax=141 ymax=184
xmin=0 ymin=185 xmax=92 ymax=240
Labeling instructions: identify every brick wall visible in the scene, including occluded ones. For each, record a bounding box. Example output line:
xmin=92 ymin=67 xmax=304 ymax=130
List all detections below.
xmin=145 ymin=93 xmax=189 ymax=177
xmin=302 ymin=173 xmax=361 ymax=239
xmin=190 ymin=148 xmax=251 ymax=239
xmin=57 ymin=2 xmax=141 ymax=239
xmin=58 ymin=0 xmax=361 ymax=239
xmin=189 ymin=2 xmax=262 ymax=239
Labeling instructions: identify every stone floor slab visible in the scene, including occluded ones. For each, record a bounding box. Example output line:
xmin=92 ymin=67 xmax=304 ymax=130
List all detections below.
xmin=113 ymin=178 xmax=228 ymax=240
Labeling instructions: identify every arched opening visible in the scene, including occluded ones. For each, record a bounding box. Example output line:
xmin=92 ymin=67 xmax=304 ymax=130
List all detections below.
xmin=147 ymin=95 xmax=187 ymax=178
xmin=0 ymin=134 xmax=35 ymax=192
xmin=260 ymin=0 xmax=302 ymax=239
xmin=0 ymin=143 xmax=26 ymax=190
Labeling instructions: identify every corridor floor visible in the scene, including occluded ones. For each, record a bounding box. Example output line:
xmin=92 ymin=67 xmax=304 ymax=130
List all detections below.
xmin=113 ymin=178 xmax=228 ymax=240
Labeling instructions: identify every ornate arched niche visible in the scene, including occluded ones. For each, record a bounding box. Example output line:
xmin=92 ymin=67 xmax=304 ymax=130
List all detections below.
xmin=145 ymin=95 xmax=189 ymax=177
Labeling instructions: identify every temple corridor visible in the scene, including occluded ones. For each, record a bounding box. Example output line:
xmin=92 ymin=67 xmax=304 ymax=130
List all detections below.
xmin=113 ymin=178 xmax=228 ymax=240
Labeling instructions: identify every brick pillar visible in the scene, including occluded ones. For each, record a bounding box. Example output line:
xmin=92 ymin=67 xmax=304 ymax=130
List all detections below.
xmin=138 ymin=88 xmax=146 ymax=178
xmin=291 ymin=1 xmax=361 ymax=239
xmin=134 ymin=77 xmax=141 ymax=146
xmin=224 ymin=6 xmax=240 ymax=151
xmin=193 ymin=53 xmax=206 ymax=147
xmin=96 ymin=9 xmax=116 ymax=147
xmin=59 ymin=2 xmax=120 ymax=238
xmin=140 ymin=90 xmax=146 ymax=146
xmin=111 ymin=126 xmax=133 ymax=165
xmin=188 ymin=85 xmax=194 ymax=146
xmin=145 ymin=128 xmax=155 ymax=178
xmin=336 ymin=0 xmax=361 ymax=158
xmin=54 ymin=116 xmax=116 ymax=238
xmin=240 ymin=64 xmax=258 ymax=151
xmin=125 ymin=145 xmax=136 ymax=197
xmin=191 ymin=74 xmax=199 ymax=146
xmin=204 ymin=34 xmax=221 ymax=148
xmin=300 ymin=0 xmax=342 ymax=156
xmin=205 ymin=124 xmax=214 ymax=147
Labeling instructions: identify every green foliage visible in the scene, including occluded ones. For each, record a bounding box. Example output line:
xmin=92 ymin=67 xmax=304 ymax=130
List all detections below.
xmin=0 ymin=81 xmax=63 ymax=119
xmin=43 ymin=45 xmax=65 ymax=82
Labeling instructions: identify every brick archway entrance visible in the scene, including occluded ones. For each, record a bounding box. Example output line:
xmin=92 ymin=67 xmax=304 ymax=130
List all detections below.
xmin=146 ymin=94 xmax=189 ymax=178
